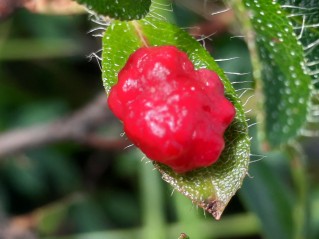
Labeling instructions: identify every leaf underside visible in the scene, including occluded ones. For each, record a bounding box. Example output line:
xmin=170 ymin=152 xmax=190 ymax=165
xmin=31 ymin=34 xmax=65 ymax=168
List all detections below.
xmin=75 ymin=0 xmax=151 ymax=20
xmin=243 ymin=0 xmax=312 ymax=147
xmin=102 ymin=18 xmax=250 ymax=219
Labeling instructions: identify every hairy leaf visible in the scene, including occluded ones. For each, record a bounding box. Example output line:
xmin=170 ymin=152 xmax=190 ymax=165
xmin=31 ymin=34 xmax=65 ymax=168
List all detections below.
xmin=75 ymin=0 xmax=151 ymax=20
xmin=276 ymin=0 xmax=319 ymax=136
xmin=102 ymin=19 xmax=250 ymax=219
xmin=241 ymin=0 xmax=312 ymax=147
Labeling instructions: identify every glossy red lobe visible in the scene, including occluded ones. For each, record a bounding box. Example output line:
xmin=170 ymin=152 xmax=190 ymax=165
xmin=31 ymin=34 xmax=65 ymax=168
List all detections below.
xmin=107 ymin=45 xmax=235 ymax=173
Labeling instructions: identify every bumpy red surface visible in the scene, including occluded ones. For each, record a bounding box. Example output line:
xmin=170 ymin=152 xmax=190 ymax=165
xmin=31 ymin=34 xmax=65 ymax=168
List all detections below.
xmin=108 ymin=46 xmax=235 ymax=173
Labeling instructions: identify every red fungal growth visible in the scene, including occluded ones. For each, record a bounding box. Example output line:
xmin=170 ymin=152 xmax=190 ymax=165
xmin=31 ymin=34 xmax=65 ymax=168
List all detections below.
xmin=108 ymin=46 xmax=235 ymax=173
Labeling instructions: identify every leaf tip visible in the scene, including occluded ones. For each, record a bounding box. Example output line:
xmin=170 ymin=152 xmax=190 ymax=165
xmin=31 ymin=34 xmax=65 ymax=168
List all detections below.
xmin=200 ymin=199 xmax=225 ymax=220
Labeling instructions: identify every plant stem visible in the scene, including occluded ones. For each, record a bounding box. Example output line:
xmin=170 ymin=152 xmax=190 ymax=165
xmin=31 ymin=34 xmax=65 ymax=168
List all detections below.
xmin=173 ymin=193 xmax=207 ymax=239
xmin=286 ymin=142 xmax=309 ymax=239
xmin=139 ymin=156 xmax=167 ymax=239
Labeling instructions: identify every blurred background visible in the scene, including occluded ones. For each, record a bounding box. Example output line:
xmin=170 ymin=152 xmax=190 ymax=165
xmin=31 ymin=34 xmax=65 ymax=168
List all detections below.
xmin=0 ymin=0 xmax=318 ymax=239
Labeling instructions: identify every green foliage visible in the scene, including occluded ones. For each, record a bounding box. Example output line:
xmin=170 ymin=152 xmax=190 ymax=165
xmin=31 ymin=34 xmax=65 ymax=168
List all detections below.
xmin=230 ymin=1 xmax=317 ymax=238
xmin=241 ymin=161 xmax=294 ymax=239
xmin=277 ymin=0 xmax=319 ymax=87
xmin=241 ymin=0 xmax=312 ymax=147
xmin=240 ymin=151 xmax=295 ymax=239
xmin=1 ymin=0 xmax=319 ymax=239
xmin=102 ymin=18 xmax=250 ymax=219
xmin=1 ymin=149 xmax=80 ymax=199
xmin=75 ymin=0 xmax=151 ymax=20
xmin=277 ymin=0 xmax=319 ymax=133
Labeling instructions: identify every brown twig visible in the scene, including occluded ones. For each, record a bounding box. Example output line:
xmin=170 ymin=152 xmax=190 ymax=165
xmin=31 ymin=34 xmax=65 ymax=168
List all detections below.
xmin=0 ymin=93 xmax=126 ymax=158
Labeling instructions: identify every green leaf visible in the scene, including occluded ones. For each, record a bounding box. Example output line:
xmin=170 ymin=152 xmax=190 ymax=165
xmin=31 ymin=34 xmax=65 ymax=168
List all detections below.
xmin=75 ymin=0 xmax=151 ymax=20
xmin=276 ymin=1 xmax=319 ymax=83
xmin=240 ymin=0 xmax=312 ymax=147
xmin=276 ymin=0 xmax=319 ymax=136
xmin=102 ymin=19 xmax=250 ymax=219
